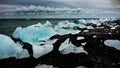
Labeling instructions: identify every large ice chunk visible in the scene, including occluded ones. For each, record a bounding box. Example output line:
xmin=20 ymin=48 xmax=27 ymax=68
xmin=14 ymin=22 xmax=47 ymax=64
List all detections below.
xmin=0 ymin=34 xmax=56 ymax=59
xmin=13 ymin=23 xmax=56 ymax=45
xmin=0 ymin=34 xmax=21 ymax=59
xmin=17 ymin=43 xmax=54 ymax=59
xmin=54 ymin=21 xmax=81 ymax=35
xmin=59 ymin=38 xmax=88 ymax=54
xmin=18 ymin=38 xmax=57 ymax=59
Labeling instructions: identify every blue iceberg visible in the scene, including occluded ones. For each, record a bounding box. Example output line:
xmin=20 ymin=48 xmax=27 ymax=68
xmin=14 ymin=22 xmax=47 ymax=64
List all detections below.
xmin=13 ymin=21 xmax=56 ymax=45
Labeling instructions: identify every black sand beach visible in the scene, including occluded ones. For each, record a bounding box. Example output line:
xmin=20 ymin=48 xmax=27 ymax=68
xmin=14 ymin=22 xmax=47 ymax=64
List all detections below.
xmin=0 ymin=18 xmax=120 ymax=68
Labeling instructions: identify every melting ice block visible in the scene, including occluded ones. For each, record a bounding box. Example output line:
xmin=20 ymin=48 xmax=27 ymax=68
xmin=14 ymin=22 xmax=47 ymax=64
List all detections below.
xmin=55 ymin=21 xmax=81 ymax=35
xmin=13 ymin=22 xmax=56 ymax=45
xmin=0 ymin=34 xmax=56 ymax=59
xmin=59 ymin=38 xmax=88 ymax=54
xmin=0 ymin=34 xmax=22 ymax=59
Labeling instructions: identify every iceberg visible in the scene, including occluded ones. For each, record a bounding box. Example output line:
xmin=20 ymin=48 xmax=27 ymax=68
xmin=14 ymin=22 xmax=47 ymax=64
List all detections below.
xmin=13 ymin=22 xmax=56 ymax=45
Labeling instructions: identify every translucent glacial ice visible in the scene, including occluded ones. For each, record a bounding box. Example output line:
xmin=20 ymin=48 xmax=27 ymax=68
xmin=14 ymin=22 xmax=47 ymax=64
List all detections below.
xmin=12 ymin=18 xmax=116 ymax=45
xmin=13 ymin=21 xmax=56 ymax=45
xmin=54 ymin=20 xmax=81 ymax=35
xmin=0 ymin=34 xmax=23 ymax=59
xmin=0 ymin=34 xmax=56 ymax=59
xmin=59 ymin=38 xmax=88 ymax=54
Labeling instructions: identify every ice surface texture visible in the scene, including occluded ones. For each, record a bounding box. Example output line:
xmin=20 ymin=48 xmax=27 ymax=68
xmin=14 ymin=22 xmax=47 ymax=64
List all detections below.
xmin=0 ymin=34 xmax=56 ymax=59
xmin=13 ymin=21 xmax=56 ymax=45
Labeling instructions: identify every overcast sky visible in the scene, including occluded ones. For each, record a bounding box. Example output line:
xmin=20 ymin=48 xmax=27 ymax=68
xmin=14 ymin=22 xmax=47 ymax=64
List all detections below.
xmin=0 ymin=0 xmax=120 ymax=11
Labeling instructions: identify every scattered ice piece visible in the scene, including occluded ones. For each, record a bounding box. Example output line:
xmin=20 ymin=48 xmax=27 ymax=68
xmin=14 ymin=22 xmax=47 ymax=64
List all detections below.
xmin=32 ymin=44 xmax=53 ymax=58
xmin=59 ymin=38 xmax=70 ymax=51
xmin=110 ymin=25 xmax=119 ymax=30
xmin=93 ymin=35 xmax=97 ymax=38
xmin=78 ymin=25 xmax=87 ymax=28
xmin=81 ymin=42 xmax=87 ymax=46
xmin=104 ymin=40 xmax=120 ymax=50
xmin=73 ymin=46 xmax=88 ymax=54
xmin=35 ymin=64 xmax=57 ymax=68
xmin=76 ymin=66 xmax=88 ymax=68
xmin=77 ymin=36 xmax=85 ymax=40
xmin=96 ymin=23 xmax=101 ymax=26
xmin=87 ymin=26 xmax=94 ymax=29
xmin=83 ymin=30 xmax=89 ymax=32
xmin=111 ymin=27 xmax=115 ymax=30
xmin=108 ymin=33 xmax=112 ymax=35
xmin=59 ymin=38 xmax=87 ymax=54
